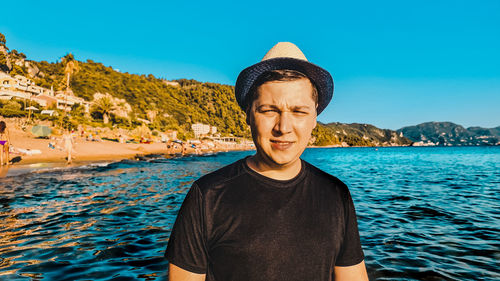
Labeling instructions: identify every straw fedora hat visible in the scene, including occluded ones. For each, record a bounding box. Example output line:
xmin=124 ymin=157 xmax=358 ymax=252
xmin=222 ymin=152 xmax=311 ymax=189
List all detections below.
xmin=235 ymin=42 xmax=333 ymax=114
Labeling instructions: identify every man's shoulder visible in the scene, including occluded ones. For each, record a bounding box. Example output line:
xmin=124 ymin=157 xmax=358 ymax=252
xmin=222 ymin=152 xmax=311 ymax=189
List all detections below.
xmin=195 ymin=158 xmax=248 ymax=192
xmin=303 ymin=160 xmax=350 ymax=193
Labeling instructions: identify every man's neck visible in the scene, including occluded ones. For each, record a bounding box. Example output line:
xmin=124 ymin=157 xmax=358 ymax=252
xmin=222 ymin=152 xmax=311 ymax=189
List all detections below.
xmin=246 ymin=155 xmax=302 ymax=180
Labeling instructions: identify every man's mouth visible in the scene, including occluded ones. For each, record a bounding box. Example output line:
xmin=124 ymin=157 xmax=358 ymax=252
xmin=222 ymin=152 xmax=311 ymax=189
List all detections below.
xmin=270 ymin=140 xmax=294 ymax=150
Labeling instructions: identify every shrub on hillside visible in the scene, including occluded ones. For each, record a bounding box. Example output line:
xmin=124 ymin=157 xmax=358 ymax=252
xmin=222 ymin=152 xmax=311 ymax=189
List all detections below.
xmin=0 ymin=108 xmax=26 ymax=117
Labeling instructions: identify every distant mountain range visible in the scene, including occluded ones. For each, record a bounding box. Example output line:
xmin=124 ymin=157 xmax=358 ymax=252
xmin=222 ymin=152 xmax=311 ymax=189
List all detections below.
xmin=315 ymin=121 xmax=500 ymax=147
xmin=397 ymin=122 xmax=500 ymax=146
xmin=318 ymin=122 xmax=412 ymax=147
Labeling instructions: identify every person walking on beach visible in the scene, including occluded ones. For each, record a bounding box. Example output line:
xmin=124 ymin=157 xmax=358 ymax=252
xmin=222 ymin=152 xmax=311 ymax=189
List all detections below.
xmin=181 ymin=142 xmax=187 ymax=156
xmin=166 ymin=42 xmax=368 ymax=281
xmin=62 ymin=130 xmax=74 ymax=164
xmin=0 ymin=121 xmax=11 ymax=166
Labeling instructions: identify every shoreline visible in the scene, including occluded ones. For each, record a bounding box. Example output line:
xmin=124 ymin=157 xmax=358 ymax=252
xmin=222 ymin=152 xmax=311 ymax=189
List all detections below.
xmin=2 ymin=144 xmax=496 ymax=178
xmin=0 ymin=118 xmax=254 ymax=177
xmin=8 ymin=143 xmax=253 ymax=165
xmin=1 ymin=147 xmax=253 ymax=178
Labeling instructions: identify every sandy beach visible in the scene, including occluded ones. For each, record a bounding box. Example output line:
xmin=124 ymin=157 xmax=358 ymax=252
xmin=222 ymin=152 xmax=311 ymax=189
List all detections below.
xmin=2 ymin=119 xmax=253 ymax=169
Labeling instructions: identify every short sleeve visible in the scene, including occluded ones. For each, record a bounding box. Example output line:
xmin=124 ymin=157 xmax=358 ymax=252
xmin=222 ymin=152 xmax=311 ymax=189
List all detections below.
xmin=165 ymin=183 xmax=208 ymax=273
xmin=335 ymin=188 xmax=365 ymax=266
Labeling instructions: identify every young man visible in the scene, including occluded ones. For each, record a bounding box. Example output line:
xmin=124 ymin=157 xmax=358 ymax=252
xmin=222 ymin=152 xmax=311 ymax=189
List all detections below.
xmin=166 ymin=42 xmax=368 ymax=281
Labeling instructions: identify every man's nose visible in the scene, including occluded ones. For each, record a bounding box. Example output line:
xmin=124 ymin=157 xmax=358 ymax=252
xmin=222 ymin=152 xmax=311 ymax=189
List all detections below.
xmin=274 ymin=112 xmax=292 ymax=134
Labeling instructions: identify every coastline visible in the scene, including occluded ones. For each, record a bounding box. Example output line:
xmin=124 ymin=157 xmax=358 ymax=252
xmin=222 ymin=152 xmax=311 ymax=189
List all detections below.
xmin=1 ymin=119 xmax=253 ymax=176
xmin=1 ymin=142 xmax=252 ymax=178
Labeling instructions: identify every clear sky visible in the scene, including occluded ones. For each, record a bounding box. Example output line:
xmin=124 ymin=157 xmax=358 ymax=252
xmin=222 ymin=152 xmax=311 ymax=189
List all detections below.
xmin=1 ymin=0 xmax=499 ymax=130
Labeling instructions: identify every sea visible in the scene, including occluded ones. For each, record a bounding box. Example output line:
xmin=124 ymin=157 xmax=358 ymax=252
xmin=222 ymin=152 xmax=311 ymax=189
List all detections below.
xmin=0 ymin=146 xmax=499 ymax=280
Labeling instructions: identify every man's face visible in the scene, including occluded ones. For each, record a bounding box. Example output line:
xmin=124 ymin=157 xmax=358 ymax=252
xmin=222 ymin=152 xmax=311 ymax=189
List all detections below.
xmin=247 ymin=78 xmax=317 ymax=168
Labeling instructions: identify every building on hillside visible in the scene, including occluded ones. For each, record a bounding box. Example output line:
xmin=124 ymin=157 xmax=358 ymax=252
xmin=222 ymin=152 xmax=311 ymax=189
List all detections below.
xmin=13 ymin=75 xmax=32 ymax=88
xmin=163 ymin=80 xmax=180 ymax=87
xmin=33 ymin=94 xmax=58 ymax=108
xmin=0 ymin=72 xmax=17 ymax=88
xmin=0 ymin=72 xmax=31 ymax=100
xmin=210 ymin=136 xmax=239 ymax=143
xmin=165 ymin=130 xmax=178 ymax=140
xmin=55 ymin=91 xmax=90 ymax=112
xmin=412 ymin=141 xmax=436 ymax=146
xmin=13 ymin=74 xmax=54 ymax=96
xmin=0 ymin=72 xmax=59 ymax=108
xmin=40 ymin=110 xmax=58 ymax=116
xmin=210 ymin=126 xmax=217 ymax=135
xmin=0 ymin=88 xmax=31 ymax=100
xmin=0 ymin=72 xmax=91 ymax=113
xmin=27 ymin=84 xmax=52 ymax=96
xmin=192 ymin=123 xmax=213 ymax=138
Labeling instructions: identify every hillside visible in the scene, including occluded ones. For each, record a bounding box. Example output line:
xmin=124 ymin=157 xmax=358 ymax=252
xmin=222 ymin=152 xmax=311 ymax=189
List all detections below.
xmin=397 ymin=122 xmax=500 ymax=146
xmin=23 ymin=62 xmax=249 ymax=138
xmin=315 ymin=122 xmax=412 ymax=146
xmin=1 ymin=34 xmax=249 ymax=138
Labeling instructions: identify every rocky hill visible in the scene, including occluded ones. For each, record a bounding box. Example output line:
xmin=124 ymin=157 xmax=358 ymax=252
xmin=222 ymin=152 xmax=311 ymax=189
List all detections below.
xmin=315 ymin=122 xmax=412 ymax=147
xmin=0 ymin=33 xmax=249 ymax=138
xmin=397 ymin=122 xmax=500 ymax=146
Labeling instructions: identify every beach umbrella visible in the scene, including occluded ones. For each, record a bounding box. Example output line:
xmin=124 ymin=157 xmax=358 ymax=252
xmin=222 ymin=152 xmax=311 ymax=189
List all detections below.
xmin=31 ymin=125 xmax=52 ymax=137
xmin=25 ymin=106 xmax=39 ymax=111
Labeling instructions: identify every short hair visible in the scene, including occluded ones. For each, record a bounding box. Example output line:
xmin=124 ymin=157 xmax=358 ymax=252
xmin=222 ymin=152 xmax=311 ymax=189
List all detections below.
xmin=243 ymin=70 xmax=319 ymax=113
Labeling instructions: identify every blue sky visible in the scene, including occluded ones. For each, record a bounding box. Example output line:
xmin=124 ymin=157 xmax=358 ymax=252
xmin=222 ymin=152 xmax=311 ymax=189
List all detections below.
xmin=1 ymin=0 xmax=499 ymax=130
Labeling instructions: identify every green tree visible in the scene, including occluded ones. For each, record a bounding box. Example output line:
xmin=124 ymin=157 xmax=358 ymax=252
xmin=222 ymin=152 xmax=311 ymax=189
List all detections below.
xmin=3 ymin=100 xmax=22 ymax=111
xmin=91 ymin=95 xmax=114 ymax=124
xmin=10 ymin=64 xmax=26 ymax=76
xmin=311 ymin=124 xmax=340 ymax=146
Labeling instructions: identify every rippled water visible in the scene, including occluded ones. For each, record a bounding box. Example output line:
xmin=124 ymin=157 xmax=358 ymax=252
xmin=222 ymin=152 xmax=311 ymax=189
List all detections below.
xmin=0 ymin=147 xmax=499 ymax=280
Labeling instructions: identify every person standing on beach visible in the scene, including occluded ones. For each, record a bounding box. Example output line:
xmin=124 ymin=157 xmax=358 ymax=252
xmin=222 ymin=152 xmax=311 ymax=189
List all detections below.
xmin=166 ymin=42 xmax=368 ymax=281
xmin=0 ymin=121 xmax=11 ymax=165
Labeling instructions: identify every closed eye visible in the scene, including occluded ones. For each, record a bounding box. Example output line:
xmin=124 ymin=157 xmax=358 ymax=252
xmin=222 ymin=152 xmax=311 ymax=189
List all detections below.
xmin=258 ymin=108 xmax=280 ymax=114
xmin=292 ymin=109 xmax=312 ymax=115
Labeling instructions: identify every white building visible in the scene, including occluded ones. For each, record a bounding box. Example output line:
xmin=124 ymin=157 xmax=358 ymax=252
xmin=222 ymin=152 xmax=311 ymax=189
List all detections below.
xmin=210 ymin=126 xmax=217 ymax=134
xmin=52 ymin=90 xmax=91 ymax=112
xmin=0 ymin=72 xmax=96 ymax=114
xmin=192 ymin=123 xmax=215 ymax=138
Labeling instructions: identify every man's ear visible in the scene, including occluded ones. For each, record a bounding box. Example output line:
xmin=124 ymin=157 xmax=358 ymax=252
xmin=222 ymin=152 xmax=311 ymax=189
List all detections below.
xmin=246 ymin=112 xmax=251 ymax=125
xmin=314 ymin=104 xmax=318 ymax=128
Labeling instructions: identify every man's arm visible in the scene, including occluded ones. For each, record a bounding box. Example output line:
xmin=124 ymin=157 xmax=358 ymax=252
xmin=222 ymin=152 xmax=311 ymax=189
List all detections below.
xmin=169 ymin=263 xmax=206 ymax=281
xmin=334 ymin=260 xmax=369 ymax=281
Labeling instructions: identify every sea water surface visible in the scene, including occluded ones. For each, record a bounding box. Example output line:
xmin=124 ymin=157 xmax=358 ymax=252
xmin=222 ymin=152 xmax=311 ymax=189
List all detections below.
xmin=0 ymin=146 xmax=499 ymax=280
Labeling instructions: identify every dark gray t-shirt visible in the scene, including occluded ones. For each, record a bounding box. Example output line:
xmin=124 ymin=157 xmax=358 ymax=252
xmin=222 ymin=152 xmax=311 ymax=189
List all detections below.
xmin=166 ymin=157 xmax=364 ymax=281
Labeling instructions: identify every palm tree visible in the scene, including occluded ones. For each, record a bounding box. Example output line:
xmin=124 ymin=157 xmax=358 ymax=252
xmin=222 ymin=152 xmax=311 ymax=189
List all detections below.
xmin=62 ymin=53 xmax=79 ymax=91
xmin=0 ymin=32 xmax=6 ymax=47
xmin=91 ymin=96 xmax=114 ymax=124
xmin=60 ymin=53 xmax=79 ymax=117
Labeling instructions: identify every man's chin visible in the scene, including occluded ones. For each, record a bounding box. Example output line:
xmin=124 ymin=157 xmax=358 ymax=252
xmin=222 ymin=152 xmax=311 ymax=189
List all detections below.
xmin=268 ymin=155 xmax=300 ymax=168
xmin=254 ymin=149 xmax=301 ymax=168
